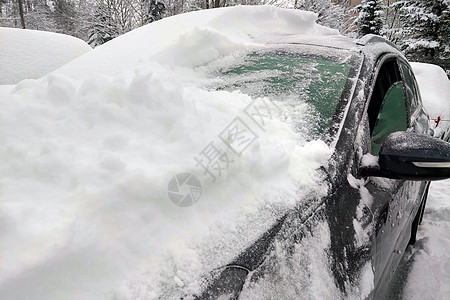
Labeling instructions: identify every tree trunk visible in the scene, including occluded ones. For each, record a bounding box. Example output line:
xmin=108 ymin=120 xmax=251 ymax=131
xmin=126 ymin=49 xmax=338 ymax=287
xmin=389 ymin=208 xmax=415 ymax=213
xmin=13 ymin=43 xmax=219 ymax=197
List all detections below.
xmin=205 ymin=0 xmax=209 ymax=9
xmin=214 ymin=0 xmax=220 ymax=8
xmin=18 ymin=0 xmax=26 ymax=29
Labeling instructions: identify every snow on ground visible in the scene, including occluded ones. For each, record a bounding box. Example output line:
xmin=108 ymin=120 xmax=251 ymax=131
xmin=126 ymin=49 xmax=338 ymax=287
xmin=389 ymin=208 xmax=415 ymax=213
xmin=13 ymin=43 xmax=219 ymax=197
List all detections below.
xmin=0 ymin=27 xmax=91 ymax=85
xmin=384 ymin=180 xmax=450 ymax=300
xmin=0 ymin=6 xmax=338 ymax=299
xmin=402 ymin=180 xmax=450 ymax=300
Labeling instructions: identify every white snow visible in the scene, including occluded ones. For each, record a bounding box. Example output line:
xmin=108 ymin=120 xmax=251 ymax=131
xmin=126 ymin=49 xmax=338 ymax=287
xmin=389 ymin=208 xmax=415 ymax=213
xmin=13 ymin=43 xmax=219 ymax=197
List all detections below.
xmin=358 ymin=261 xmax=375 ymax=299
xmin=0 ymin=27 xmax=91 ymax=85
xmin=347 ymin=174 xmax=374 ymax=248
xmin=55 ymin=5 xmax=338 ymax=80
xmin=347 ymin=173 xmax=365 ymax=189
xmin=0 ymin=6 xmax=338 ymax=299
xmin=401 ymin=180 xmax=450 ymax=300
xmin=361 ymin=153 xmax=379 ymax=167
xmin=410 ymin=62 xmax=450 ymax=138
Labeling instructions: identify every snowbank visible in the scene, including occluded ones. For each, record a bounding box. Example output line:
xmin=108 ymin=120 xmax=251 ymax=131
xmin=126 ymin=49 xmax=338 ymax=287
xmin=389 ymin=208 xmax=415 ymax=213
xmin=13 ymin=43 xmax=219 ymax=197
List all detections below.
xmin=0 ymin=6 xmax=338 ymax=299
xmin=0 ymin=27 xmax=91 ymax=85
xmin=411 ymin=62 xmax=450 ymax=137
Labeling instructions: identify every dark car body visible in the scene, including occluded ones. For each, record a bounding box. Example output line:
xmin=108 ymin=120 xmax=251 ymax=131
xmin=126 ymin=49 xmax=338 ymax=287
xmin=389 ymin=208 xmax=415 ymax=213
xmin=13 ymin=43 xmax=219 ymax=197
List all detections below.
xmin=182 ymin=34 xmax=450 ymax=300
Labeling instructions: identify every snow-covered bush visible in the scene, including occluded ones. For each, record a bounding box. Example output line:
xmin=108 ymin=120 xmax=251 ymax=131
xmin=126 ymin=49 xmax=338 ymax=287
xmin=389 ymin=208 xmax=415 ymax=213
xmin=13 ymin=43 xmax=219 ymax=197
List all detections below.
xmin=353 ymin=0 xmax=385 ymax=37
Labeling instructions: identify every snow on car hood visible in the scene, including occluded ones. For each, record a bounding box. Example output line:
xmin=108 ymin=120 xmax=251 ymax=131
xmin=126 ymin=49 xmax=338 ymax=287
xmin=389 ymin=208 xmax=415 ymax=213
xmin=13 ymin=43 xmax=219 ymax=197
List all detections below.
xmin=0 ymin=6 xmax=337 ymax=299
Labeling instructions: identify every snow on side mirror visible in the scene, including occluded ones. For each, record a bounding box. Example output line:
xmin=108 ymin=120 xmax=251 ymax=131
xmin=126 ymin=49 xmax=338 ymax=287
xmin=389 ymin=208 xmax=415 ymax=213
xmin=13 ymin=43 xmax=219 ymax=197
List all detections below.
xmin=360 ymin=131 xmax=450 ymax=181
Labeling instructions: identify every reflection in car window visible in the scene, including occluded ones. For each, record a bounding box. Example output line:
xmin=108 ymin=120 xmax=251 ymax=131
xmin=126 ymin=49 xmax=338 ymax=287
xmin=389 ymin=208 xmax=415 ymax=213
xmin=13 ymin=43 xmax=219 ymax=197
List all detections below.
xmin=213 ymin=51 xmax=352 ymax=140
xmin=399 ymin=63 xmax=419 ymax=119
xmin=371 ymin=82 xmax=408 ymax=155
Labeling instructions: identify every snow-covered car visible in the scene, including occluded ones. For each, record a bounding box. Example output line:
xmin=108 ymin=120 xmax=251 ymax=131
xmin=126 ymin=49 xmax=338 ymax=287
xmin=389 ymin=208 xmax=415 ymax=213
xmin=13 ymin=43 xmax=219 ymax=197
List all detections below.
xmin=190 ymin=35 xmax=450 ymax=300
xmin=1 ymin=6 xmax=449 ymax=300
xmin=0 ymin=27 xmax=91 ymax=85
xmin=410 ymin=62 xmax=450 ymax=142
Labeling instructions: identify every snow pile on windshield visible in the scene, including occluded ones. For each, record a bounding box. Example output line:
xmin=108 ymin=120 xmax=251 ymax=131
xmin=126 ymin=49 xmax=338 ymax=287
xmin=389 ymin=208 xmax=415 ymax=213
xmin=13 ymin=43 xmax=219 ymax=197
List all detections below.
xmin=0 ymin=6 xmax=338 ymax=299
xmin=411 ymin=62 xmax=450 ymax=136
xmin=0 ymin=27 xmax=91 ymax=85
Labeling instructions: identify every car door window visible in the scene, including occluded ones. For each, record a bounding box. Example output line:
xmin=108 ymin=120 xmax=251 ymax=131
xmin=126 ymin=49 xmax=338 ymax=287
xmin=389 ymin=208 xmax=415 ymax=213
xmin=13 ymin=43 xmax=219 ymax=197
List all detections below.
xmin=371 ymin=82 xmax=408 ymax=154
xmin=368 ymin=59 xmax=409 ymax=155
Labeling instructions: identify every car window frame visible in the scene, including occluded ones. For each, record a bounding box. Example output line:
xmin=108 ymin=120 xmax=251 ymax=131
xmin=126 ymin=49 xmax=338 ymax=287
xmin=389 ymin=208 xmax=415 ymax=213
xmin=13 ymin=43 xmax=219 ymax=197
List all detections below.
xmin=363 ymin=54 xmax=412 ymax=153
xmin=397 ymin=59 xmax=427 ymax=125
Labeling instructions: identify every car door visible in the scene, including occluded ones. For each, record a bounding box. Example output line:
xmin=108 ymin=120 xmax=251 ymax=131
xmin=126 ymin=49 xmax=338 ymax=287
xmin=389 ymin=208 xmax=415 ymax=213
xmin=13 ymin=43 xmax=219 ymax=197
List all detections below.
xmin=354 ymin=56 xmax=428 ymax=296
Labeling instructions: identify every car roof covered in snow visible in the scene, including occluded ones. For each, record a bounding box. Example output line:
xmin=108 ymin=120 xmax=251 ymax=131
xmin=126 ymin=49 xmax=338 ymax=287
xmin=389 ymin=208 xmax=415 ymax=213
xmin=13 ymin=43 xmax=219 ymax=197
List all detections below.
xmin=0 ymin=27 xmax=91 ymax=85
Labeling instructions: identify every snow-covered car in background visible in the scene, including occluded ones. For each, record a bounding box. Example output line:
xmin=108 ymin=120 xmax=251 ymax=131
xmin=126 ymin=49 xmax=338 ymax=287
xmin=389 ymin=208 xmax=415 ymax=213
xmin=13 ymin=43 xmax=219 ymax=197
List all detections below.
xmin=0 ymin=27 xmax=91 ymax=85
xmin=411 ymin=62 xmax=450 ymax=142
xmin=0 ymin=6 xmax=449 ymax=300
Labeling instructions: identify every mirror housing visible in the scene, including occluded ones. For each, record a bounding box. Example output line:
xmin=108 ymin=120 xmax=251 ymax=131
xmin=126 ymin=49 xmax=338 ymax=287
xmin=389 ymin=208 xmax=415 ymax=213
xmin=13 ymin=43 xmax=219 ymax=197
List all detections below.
xmin=360 ymin=131 xmax=450 ymax=181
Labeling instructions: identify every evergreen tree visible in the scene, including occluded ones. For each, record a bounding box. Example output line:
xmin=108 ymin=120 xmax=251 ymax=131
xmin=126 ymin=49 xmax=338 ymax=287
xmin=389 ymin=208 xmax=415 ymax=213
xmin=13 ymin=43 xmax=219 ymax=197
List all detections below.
xmin=390 ymin=0 xmax=448 ymax=64
xmin=353 ymin=0 xmax=385 ymax=37
xmin=142 ymin=0 xmax=165 ymax=24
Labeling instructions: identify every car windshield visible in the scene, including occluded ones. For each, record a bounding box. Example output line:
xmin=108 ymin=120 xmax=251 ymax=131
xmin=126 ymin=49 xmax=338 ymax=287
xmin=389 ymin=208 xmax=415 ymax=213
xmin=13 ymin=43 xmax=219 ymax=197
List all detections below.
xmin=209 ymin=46 xmax=360 ymax=142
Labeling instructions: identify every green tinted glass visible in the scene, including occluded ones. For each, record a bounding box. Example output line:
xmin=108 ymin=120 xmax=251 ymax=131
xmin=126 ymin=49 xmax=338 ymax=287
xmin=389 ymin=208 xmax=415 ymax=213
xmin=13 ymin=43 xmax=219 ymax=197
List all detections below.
xmin=219 ymin=52 xmax=351 ymax=138
xmin=371 ymin=82 xmax=408 ymax=155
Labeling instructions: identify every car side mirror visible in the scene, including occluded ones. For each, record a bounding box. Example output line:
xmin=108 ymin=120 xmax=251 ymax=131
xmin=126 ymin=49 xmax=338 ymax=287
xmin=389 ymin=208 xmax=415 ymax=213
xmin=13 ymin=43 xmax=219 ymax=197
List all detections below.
xmin=360 ymin=131 xmax=450 ymax=181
